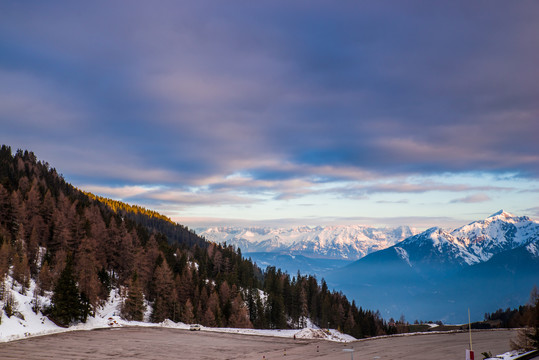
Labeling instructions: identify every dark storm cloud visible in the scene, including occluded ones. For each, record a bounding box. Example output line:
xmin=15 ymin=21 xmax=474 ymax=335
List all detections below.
xmin=1 ymin=0 xmax=538 ymax=194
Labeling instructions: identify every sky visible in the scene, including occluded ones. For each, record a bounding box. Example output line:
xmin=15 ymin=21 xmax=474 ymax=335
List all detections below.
xmin=1 ymin=1 xmax=538 ymax=230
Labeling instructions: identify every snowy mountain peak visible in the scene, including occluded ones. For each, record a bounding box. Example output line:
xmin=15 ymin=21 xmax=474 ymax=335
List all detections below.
xmin=198 ymin=225 xmax=418 ymax=260
xmin=487 ymin=209 xmax=516 ymax=219
xmin=397 ymin=211 xmax=539 ymax=266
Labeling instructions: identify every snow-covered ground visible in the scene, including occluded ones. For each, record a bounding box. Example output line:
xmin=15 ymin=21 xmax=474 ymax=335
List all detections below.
xmin=0 ymin=277 xmax=353 ymax=343
xmin=485 ymin=350 xmax=537 ymax=360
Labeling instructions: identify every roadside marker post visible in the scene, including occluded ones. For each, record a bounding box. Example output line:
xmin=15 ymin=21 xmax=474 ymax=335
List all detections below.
xmin=466 ymin=308 xmax=474 ymax=360
xmin=343 ymin=348 xmax=354 ymax=360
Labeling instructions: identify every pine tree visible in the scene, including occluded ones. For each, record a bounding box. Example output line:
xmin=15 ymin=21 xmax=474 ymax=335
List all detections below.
xmin=3 ymin=290 xmax=17 ymax=317
xmin=27 ymin=224 xmax=41 ymax=276
xmin=32 ymin=283 xmax=41 ymax=314
xmin=0 ymin=273 xmax=7 ymax=301
xmin=50 ymin=256 xmax=83 ymax=326
xmin=344 ymin=308 xmax=356 ymax=334
xmin=299 ymin=286 xmax=309 ymax=328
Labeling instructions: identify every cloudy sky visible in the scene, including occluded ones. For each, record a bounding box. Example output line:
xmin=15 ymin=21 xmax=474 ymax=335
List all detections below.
xmin=1 ymin=1 xmax=538 ymax=229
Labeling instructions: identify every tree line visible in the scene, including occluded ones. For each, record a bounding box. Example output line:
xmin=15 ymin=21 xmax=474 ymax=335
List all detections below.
xmin=483 ymin=287 xmax=538 ymax=351
xmin=0 ymin=145 xmax=389 ymax=338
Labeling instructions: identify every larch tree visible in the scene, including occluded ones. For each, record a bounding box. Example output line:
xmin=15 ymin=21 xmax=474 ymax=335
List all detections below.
xmin=12 ymin=251 xmax=30 ymax=294
xmin=10 ymin=190 xmax=24 ymax=234
xmin=51 ymin=197 xmax=72 ymax=253
xmin=138 ymin=235 xmax=160 ymax=297
xmin=0 ymin=184 xmax=10 ymax=229
xmin=84 ymin=206 xmax=107 ymax=268
xmin=229 ymin=293 xmax=253 ymax=328
xmin=75 ymin=237 xmax=101 ymax=312
xmin=51 ymin=248 xmax=67 ymax=285
xmin=181 ymin=298 xmax=195 ymax=324
xmin=38 ymin=260 xmax=53 ymax=294
xmin=0 ymin=240 xmax=11 ymax=280
xmin=202 ymin=306 xmax=217 ymax=327
xmin=151 ymin=260 xmax=176 ymax=322
xmin=121 ymin=273 xmax=146 ymax=322
xmin=40 ymin=190 xmax=54 ymax=226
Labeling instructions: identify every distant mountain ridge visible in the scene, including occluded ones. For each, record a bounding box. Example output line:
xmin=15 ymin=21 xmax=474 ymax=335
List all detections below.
xmin=198 ymin=225 xmax=418 ymax=260
xmin=325 ymin=210 xmax=539 ymax=323
xmin=392 ymin=210 xmax=539 ymax=269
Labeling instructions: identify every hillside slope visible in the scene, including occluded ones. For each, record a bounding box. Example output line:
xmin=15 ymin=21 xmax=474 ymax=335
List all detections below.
xmin=0 ymin=145 xmax=387 ymax=338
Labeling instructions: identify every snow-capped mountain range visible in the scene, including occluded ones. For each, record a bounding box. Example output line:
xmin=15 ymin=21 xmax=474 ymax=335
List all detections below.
xmin=392 ymin=210 xmax=539 ymax=268
xmin=325 ymin=210 xmax=539 ymax=323
xmin=197 ymin=225 xmax=418 ymax=260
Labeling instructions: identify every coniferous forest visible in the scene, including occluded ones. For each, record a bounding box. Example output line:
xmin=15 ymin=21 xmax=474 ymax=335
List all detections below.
xmin=0 ymin=145 xmax=389 ymax=337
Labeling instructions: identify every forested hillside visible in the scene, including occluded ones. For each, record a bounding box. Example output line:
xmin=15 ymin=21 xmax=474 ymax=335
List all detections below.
xmin=0 ymin=145 xmax=387 ymax=338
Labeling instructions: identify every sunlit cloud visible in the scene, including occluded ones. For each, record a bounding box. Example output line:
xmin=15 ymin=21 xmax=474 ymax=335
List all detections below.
xmin=376 ymin=199 xmax=409 ymax=204
xmin=450 ymin=193 xmax=491 ymax=204
xmin=144 ymin=189 xmax=260 ymax=206
xmin=79 ymin=184 xmax=161 ymax=200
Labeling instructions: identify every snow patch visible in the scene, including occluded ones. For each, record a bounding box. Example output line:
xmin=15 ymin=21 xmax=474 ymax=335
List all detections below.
xmin=526 ymin=242 xmax=538 ymax=257
xmin=394 ymin=247 xmax=412 ymax=267
xmin=485 ymin=350 xmax=535 ymax=360
xmin=0 ymin=279 xmax=62 ymax=342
